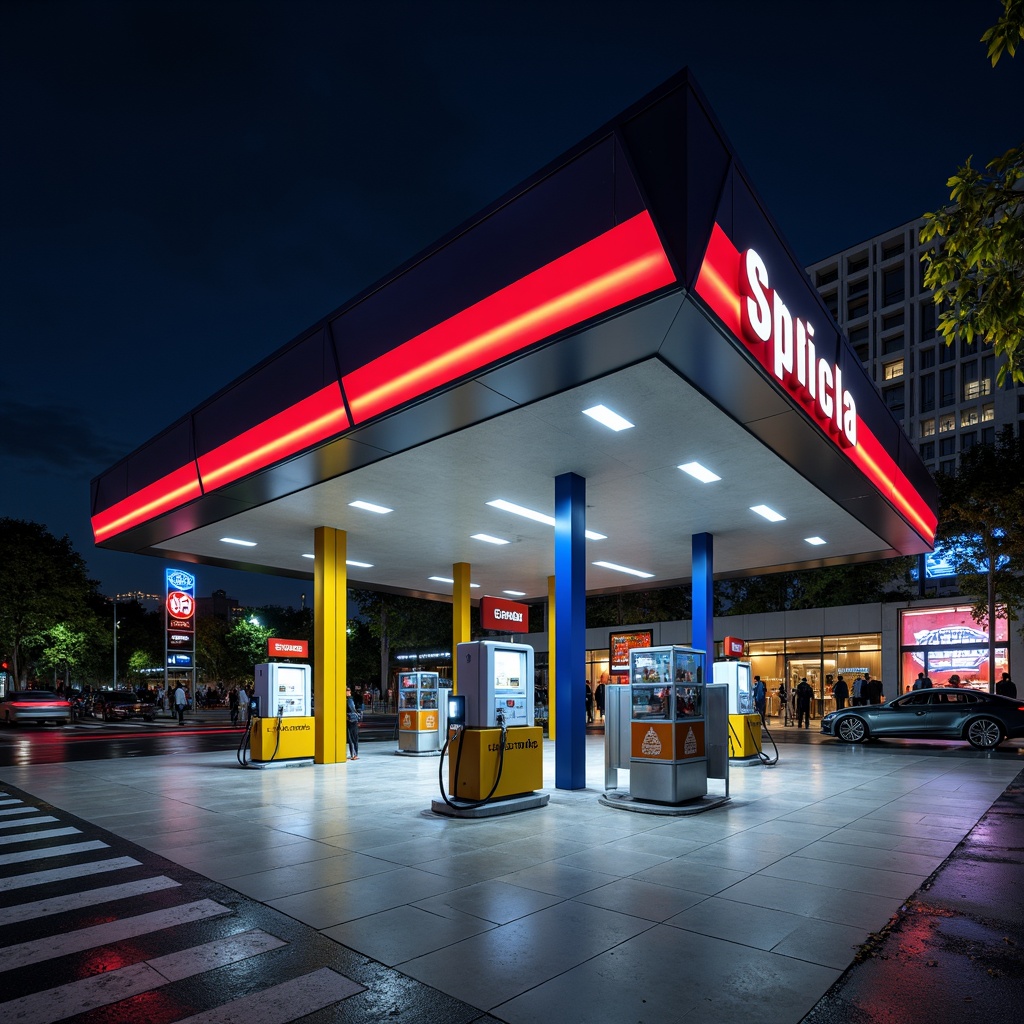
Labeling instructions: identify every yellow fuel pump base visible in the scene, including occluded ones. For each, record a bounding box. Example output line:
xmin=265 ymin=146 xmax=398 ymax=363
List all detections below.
xmin=728 ymin=714 xmax=763 ymax=761
xmin=431 ymin=726 xmax=549 ymax=818
xmin=249 ymin=716 xmax=316 ymax=764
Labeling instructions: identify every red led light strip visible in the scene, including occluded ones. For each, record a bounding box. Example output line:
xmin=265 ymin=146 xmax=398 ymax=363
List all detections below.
xmin=342 ymin=211 xmax=676 ymax=423
xmin=197 ymin=384 xmax=348 ymax=491
xmin=93 ymin=213 xmax=675 ymax=542
xmin=92 ymin=464 xmax=203 ymax=543
xmin=695 ymin=222 xmax=937 ymax=544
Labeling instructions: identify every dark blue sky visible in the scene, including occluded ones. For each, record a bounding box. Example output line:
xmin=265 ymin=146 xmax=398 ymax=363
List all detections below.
xmin=2 ymin=1 xmax=1021 ymax=607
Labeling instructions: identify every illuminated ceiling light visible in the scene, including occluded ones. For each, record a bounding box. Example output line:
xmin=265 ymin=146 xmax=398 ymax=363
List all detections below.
xmin=487 ymin=498 xmax=606 ymax=540
xmin=472 ymin=533 xmax=510 ymax=545
xmin=593 ymin=560 xmax=655 ymax=579
xmin=678 ymin=461 xmax=721 ymax=483
xmin=305 ymin=552 xmax=373 ymax=567
xmin=349 ymin=500 xmax=393 ymax=514
xmin=503 ymin=590 xmax=527 ymax=596
xmin=220 ymin=537 xmax=257 ymax=547
xmin=583 ymin=404 xmax=634 ymax=431
xmin=805 ymin=536 xmax=827 ymax=546
xmin=750 ymin=504 xmax=786 ymax=523
xmin=429 ymin=576 xmax=479 ymax=588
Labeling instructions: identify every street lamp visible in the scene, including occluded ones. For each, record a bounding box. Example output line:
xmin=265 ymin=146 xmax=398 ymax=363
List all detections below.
xmin=107 ymin=597 xmax=120 ymax=689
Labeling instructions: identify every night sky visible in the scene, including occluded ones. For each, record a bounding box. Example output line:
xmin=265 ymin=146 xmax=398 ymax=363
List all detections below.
xmin=2 ymin=1 xmax=1021 ymax=607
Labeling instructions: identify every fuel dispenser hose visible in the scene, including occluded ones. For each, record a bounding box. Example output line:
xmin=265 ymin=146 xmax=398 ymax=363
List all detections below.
xmin=236 ymin=708 xmax=284 ymax=768
xmin=753 ymin=715 xmax=780 ymax=766
xmin=437 ymin=719 xmax=508 ymax=810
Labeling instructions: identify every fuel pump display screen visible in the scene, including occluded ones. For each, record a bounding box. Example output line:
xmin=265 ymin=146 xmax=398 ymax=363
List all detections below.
xmin=494 ymin=649 xmax=526 ymax=692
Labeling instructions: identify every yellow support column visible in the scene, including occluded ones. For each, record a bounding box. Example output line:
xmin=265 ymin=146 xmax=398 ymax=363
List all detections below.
xmin=314 ymin=526 xmax=347 ymax=764
xmin=452 ymin=562 xmax=472 ymax=692
xmin=547 ymin=574 xmax=556 ymax=741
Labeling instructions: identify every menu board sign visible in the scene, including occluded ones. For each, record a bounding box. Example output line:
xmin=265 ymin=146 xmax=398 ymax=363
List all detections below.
xmin=609 ymin=629 xmax=653 ymax=673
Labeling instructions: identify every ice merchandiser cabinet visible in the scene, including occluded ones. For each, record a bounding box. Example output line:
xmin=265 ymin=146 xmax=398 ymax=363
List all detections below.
xmin=397 ymin=671 xmax=442 ymax=752
xmin=457 ymin=640 xmax=534 ymax=728
xmin=628 ymin=646 xmax=707 ymax=804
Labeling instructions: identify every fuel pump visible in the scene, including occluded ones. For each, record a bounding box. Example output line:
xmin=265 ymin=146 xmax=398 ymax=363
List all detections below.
xmin=238 ymin=663 xmax=315 ymax=768
xmin=433 ymin=641 xmax=547 ymax=815
xmin=712 ymin=661 xmax=778 ymax=766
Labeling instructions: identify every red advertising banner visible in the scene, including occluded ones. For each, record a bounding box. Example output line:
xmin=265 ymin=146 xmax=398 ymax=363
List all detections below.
xmin=268 ymin=638 xmax=309 ymax=658
xmin=480 ymin=596 xmax=529 ymax=633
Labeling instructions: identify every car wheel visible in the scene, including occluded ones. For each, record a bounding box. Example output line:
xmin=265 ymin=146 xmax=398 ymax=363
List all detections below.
xmin=837 ymin=716 xmax=868 ymax=743
xmin=966 ymin=716 xmax=1003 ymax=750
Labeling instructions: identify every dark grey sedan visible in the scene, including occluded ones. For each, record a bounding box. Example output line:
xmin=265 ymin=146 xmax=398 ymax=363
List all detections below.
xmin=820 ymin=688 xmax=1024 ymax=750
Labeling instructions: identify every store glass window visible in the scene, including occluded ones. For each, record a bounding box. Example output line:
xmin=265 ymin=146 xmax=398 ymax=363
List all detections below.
xmin=899 ymin=605 xmax=1008 ymax=692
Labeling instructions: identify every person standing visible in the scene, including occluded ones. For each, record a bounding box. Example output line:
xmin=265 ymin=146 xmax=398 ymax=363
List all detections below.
xmin=795 ymin=677 xmax=813 ymax=728
xmin=851 ymin=675 xmax=865 ymax=706
xmin=752 ymin=675 xmax=767 ymax=720
xmin=585 ymin=682 xmax=594 ymax=724
xmin=778 ymin=682 xmax=789 ymax=724
xmin=346 ymin=686 xmax=360 ymax=760
xmin=996 ymin=672 xmax=1017 ymax=697
xmin=865 ymin=674 xmax=883 ymax=704
xmin=173 ymin=682 xmax=187 ymax=725
xmin=595 ymin=673 xmax=606 ymax=720
xmin=832 ymin=674 xmax=848 ymax=710
xmin=229 ymin=686 xmax=240 ymax=726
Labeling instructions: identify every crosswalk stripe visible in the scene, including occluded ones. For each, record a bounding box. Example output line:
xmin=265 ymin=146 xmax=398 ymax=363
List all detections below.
xmin=2 ymin=899 xmax=233 ymax=970
xmin=0 ymin=839 xmax=108 ymax=866
xmin=176 ymin=967 xmax=365 ymax=1024
xmin=0 ymin=815 xmax=58 ymax=830
xmin=148 ymin=927 xmax=288 ymax=982
xmin=0 ymin=855 xmax=141 ymax=893
xmin=0 ymin=930 xmax=298 ymax=1024
xmin=0 ymin=875 xmax=181 ymax=927
xmin=0 ymin=806 xmax=40 ymax=817
xmin=0 ymin=826 xmax=80 ymax=847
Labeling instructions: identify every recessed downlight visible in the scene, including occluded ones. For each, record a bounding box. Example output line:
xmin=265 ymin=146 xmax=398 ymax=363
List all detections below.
xmin=582 ymin=404 xmax=634 ymax=431
xmin=349 ymin=500 xmax=393 ymax=514
xmin=592 ymin=560 xmax=655 ymax=579
xmin=220 ymin=537 xmax=257 ymax=547
xmin=346 ymin=559 xmax=375 ymax=568
xmin=804 ymin=536 xmax=827 ymax=546
xmin=750 ymin=504 xmax=786 ymax=523
xmin=472 ymin=533 xmax=510 ymax=545
xmin=678 ymin=461 xmax=721 ymax=483
xmin=503 ymin=590 xmax=527 ymax=596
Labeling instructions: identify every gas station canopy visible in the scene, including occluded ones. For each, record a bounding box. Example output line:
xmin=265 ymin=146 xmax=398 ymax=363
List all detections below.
xmin=91 ymin=70 xmax=937 ymax=601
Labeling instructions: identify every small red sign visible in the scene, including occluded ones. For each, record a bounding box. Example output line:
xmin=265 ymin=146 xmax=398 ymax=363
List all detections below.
xmin=268 ymin=638 xmax=309 ymax=658
xmin=481 ymin=596 xmax=529 ymax=633
xmin=166 ymin=591 xmax=195 ymax=619
xmin=723 ymin=635 xmax=745 ymax=657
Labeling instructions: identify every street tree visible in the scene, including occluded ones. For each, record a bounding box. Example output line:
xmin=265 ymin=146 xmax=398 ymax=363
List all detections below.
xmin=935 ymin=426 xmax=1024 ymax=684
xmin=0 ymin=518 xmax=98 ymax=685
xmin=920 ymin=0 xmax=1024 ymax=384
xmin=32 ymin=622 xmax=89 ymax=690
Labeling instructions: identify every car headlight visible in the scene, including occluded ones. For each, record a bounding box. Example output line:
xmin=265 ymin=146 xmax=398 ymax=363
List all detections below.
xmin=821 ymin=712 xmax=836 ymax=722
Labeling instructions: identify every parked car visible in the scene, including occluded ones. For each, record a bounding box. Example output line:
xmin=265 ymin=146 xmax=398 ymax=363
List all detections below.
xmin=0 ymin=690 xmax=73 ymax=726
xmin=91 ymin=690 xmax=157 ymax=722
xmin=820 ymin=688 xmax=1024 ymax=750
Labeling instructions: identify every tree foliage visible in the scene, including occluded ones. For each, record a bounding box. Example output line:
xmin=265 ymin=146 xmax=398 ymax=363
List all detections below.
xmin=920 ymin=0 xmax=1024 ymax=385
xmin=0 ymin=518 xmax=99 ymax=684
xmin=935 ymin=426 xmax=1024 ymax=636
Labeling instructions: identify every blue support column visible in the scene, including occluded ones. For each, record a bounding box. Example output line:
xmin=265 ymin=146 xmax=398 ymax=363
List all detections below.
xmin=555 ymin=472 xmax=586 ymax=790
xmin=692 ymin=533 xmax=714 ymax=664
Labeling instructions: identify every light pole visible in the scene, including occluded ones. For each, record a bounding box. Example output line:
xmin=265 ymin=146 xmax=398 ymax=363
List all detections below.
xmin=109 ymin=597 xmax=119 ymax=689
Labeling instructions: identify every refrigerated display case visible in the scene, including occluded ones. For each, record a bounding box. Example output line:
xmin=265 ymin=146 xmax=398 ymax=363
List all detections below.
xmin=398 ymin=671 xmax=441 ymax=752
xmin=628 ymin=645 xmax=707 ymax=803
